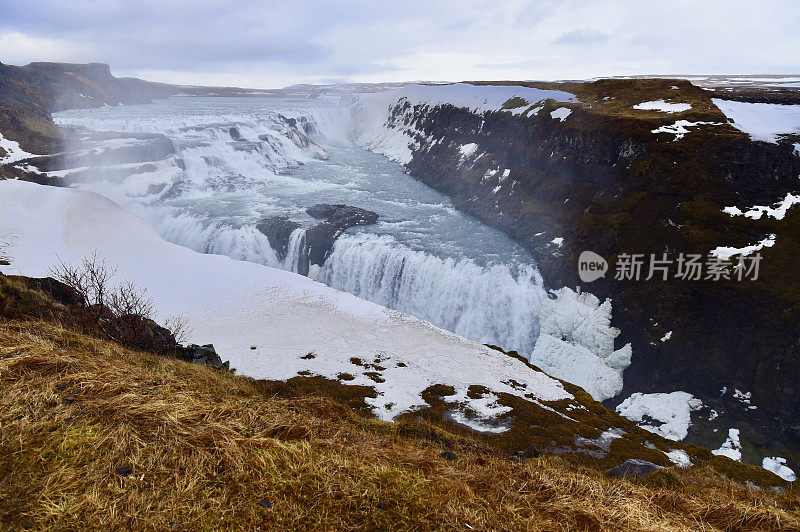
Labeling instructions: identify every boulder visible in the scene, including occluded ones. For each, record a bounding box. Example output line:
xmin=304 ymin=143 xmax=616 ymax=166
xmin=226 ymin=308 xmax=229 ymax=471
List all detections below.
xmin=511 ymin=444 xmax=540 ymax=462
xmin=178 ymin=343 xmax=230 ymax=371
xmin=228 ymin=127 xmax=241 ymax=140
xmin=604 ymin=459 xmax=663 ymax=479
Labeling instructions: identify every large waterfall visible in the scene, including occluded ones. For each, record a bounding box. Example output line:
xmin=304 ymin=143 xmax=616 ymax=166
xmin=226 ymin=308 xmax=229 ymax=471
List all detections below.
xmin=53 ymin=95 xmax=549 ymax=355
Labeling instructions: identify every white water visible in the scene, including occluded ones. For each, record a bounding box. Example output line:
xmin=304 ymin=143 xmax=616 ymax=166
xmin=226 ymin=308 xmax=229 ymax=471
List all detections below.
xmin=54 ymin=96 xmax=549 ymax=354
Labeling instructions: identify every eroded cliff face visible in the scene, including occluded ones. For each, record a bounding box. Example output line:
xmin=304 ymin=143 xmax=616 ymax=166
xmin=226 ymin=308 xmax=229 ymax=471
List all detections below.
xmin=357 ymin=78 xmax=800 ymax=467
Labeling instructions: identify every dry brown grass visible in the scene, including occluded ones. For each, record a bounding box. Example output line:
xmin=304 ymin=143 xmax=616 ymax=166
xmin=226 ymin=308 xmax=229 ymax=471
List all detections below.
xmin=1 ymin=319 xmax=799 ymax=531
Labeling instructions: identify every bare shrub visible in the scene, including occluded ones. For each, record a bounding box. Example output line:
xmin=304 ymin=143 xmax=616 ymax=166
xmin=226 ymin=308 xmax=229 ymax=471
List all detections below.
xmin=49 ymin=252 xmax=190 ymax=354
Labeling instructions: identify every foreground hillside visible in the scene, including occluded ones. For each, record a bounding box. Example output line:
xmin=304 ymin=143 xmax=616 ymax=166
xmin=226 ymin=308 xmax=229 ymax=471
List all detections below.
xmin=2 ymin=311 xmax=798 ymax=530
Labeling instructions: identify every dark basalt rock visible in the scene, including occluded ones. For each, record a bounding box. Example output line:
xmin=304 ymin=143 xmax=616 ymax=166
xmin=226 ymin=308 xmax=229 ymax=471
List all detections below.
xmin=178 ymin=343 xmax=230 ymax=371
xmin=304 ymin=204 xmax=379 ymax=268
xmin=440 ymin=450 xmax=457 ymax=461
xmin=228 ymin=126 xmax=241 ymax=140
xmin=306 ymin=203 xmax=379 ymax=226
xmin=605 ymin=459 xmax=663 ymax=479
xmin=256 ymin=216 xmax=301 ymax=261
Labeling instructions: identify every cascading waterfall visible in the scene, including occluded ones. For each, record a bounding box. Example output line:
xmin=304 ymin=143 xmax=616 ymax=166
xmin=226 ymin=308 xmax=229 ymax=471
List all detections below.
xmin=318 ymin=233 xmax=546 ymax=354
xmin=53 ymin=95 xmax=549 ymax=356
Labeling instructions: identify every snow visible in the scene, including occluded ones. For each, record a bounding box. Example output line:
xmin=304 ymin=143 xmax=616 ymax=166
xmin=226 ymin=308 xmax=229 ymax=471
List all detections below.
xmin=762 ymin=457 xmax=796 ymax=482
xmin=530 ymin=288 xmax=632 ymax=401
xmin=550 ymin=107 xmax=572 ymax=122
xmin=710 ymin=234 xmax=775 ymax=260
xmin=458 ymin=142 xmax=479 ymax=160
xmin=666 ymin=449 xmax=692 ymax=468
xmin=0 ymin=180 xmax=573 ymax=424
xmin=712 ymin=99 xmax=800 ymax=143
xmin=633 ymin=100 xmax=692 ymax=113
xmin=0 ymin=132 xmax=36 ymax=164
xmin=550 ymin=237 xmax=563 ymax=246
xmin=712 ymin=428 xmax=742 ymax=461
xmin=722 ymin=193 xmax=800 ymax=221
xmin=660 ymin=331 xmax=672 ymax=342
xmin=616 ymin=391 xmax=703 ymax=441
xmin=651 ymin=120 xmax=719 ymax=141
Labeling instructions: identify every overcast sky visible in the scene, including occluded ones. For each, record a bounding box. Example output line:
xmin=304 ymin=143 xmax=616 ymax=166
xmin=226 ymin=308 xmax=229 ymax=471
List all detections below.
xmin=2 ymin=0 xmax=799 ymax=88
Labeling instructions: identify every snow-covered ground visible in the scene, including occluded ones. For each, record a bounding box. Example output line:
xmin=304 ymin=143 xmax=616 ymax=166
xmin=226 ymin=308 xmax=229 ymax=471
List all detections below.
xmin=712 ymin=99 xmax=800 ymax=143
xmin=0 ymin=132 xmax=36 ymax=164
xmin=0 ymin=179 xmax=573 ymax=426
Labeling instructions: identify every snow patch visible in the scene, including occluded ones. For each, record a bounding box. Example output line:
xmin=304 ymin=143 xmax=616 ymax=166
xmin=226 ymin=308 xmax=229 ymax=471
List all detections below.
xmin=0 ymin=132 xmax=36 ymax=164
xmin=616 ymin=391 xmax=703 ymax=441
xmin=666 ymin=449 xmax=692 ymax=468
xmin=651 ymin=120 xmax=719 ymax=141
xmin=710 ymin=234 xmax=775 ymax=260
xmin=712 ymin=428 xmax=742 ymax=461
xmin=762 ymin=457 xmax=796 ymax=482
xmin=660 ymin=331 xmax=672 ymax=342
xmin=530 ymin=288 xmax=632 ymax=401
xmin=550 ymin=107 xmax=572 ymax=122
xmin=633 ymin=100 xmax=692 ymax=113
xmin=458 ymin=142 xmax=479 ymax=160
xmin=713 ymin=99 xmax=800 ymax=143
xmin=722 ymin=193 xmax=800 ymax=221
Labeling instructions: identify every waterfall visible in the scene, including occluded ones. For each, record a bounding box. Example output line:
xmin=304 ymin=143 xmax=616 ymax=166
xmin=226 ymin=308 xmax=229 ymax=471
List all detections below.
xmin=318 ymin=233 xmax=546 ymax=354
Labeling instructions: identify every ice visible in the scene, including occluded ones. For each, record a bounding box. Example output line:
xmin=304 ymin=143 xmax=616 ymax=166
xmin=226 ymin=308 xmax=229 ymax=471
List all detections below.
xmin=616 ymin=391 xmax=703 ymax=441
xmin=530 ymin=288 xmax=632 ymax=401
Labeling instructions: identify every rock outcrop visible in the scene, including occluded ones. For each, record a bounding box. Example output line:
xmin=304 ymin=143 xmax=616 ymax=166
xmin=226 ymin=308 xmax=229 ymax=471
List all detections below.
xmin=304 ymin=204 xmax=379 ymax=269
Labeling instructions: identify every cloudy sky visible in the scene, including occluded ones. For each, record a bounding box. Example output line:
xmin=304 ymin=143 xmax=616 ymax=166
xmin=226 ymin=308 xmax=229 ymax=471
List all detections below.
xmin=2 ymin=0 xmax=799 ymax=88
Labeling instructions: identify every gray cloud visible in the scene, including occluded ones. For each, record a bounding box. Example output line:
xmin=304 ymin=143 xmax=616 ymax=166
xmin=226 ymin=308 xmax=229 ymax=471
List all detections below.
xmin=1 ymin=0 xmax=799 ymax=88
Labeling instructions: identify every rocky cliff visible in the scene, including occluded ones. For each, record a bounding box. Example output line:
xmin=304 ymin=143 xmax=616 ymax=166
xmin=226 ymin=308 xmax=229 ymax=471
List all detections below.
xmin=355 ymin=79 xmax=800 ymax=470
